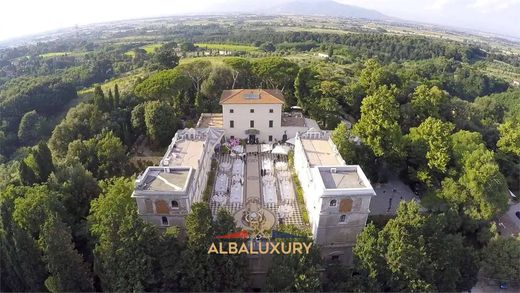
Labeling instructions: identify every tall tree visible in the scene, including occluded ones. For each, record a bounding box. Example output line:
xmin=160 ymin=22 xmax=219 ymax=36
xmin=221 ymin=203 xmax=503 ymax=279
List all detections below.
xmin=144 ymin=101 xmax=181 ymax=147
xmin=113 ymin=83 xmax=120 ymax=108
xmin=47 ymin=162 xmax=100 ymax=221
xmin=481 ymin=236 xmax=520 ymax=283
xmin=0 ymin=187 xmax=47 ymax=291
xmin=331 ymin=122 xmax=357 ymax=164
xmin=39 ymin=215 xmax=94 ymax=292
xmin=24 ymin=141 xmax=54 ymax=183
xmin=49 ymin=103 xmax=107 ymax=158
xmin=354 ymin=201 xmax=479 ymax=291
xmin=352 ymin=85 xmax=402 ymax=158
xmin=497 ymin=115 xmax=520 ymax=157
xmin=88 ymin=177 xmax=161 ymax=292
xmin=266 ymin=225 xmax=322 ymax=292
xmin=408 ymin=117 xmax=454 ymax=175
xmin=18 ymin=110 xmax=45 ymax=145
xmin=410 ymin=85 xmax=447 ymax=123
xmin=12 ymin=185 xmax=67 ymax=237
xmin=179 ymin=203 xmax=215 ymax=291
xmin=18 ymin=160 xmax=36 ymax=186
xmin=223 ymin=57 xmax=253 ymax=88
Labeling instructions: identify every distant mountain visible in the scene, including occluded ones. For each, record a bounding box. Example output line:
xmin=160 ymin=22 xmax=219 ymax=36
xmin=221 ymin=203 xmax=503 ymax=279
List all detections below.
xmin=264 ymin=0 xmax=390 ymax=20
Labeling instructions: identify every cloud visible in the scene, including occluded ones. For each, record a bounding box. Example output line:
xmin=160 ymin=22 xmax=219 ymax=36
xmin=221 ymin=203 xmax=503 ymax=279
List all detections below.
xmin=468 ymin=0 xmax=520 ymax=12
xmin=427 ymin=0 xmax=451 ymax=10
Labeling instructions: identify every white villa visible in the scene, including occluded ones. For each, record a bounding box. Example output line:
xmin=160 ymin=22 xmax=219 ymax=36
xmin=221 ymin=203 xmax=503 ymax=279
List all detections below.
xmin=132 ymin=89 xmax=375 ymax=266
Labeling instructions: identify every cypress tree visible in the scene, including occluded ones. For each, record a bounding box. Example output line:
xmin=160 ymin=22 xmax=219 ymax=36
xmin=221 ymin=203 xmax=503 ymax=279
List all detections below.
xmin=40 ymin=215 xmax=94 ymax=292
xmin=114 ymin=84 xmax=120 ymax=107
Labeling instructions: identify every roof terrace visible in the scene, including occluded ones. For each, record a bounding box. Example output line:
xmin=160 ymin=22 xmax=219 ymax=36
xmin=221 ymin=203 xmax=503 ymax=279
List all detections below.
xmin=317 ymin=166 xmax=375 ymax=195
xmin=135 ymin=167 xmax=192 ymax=193
xmin=300 ymin=137 xmax=344 ymax=167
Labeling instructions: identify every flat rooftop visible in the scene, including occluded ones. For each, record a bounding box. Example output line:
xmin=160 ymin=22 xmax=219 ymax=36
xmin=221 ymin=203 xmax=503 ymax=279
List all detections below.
xmin=162 ymin=139 xmax=204 ymax=168
xmin=138 ymin=168 xmax=190 ymax=192
xmin=197 ymin=113 xmax=223 ymax=128
xmin=301 ymin=138 xmax=342 ymax=167
xmin=319 ymin=169 xmax=366 ymax=189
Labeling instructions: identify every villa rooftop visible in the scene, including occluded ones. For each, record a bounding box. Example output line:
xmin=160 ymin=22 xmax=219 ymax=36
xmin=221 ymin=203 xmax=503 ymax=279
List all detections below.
xmin=319 ymin=169 xmax=365 ymax=189
xmin=162 ymin=139 xmax=204 ymax=168
xmin=301 ymin=138 xmax=343 ymax=167
xmin=135 ymin=167 xmax=191 ymax=192
xmin=219 ymin=89 xmax=285 ymax=104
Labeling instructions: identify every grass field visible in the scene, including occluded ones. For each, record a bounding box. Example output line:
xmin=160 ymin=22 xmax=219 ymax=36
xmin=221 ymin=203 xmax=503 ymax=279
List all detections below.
xmin=125 ymin=43 xmax=164 ymax=57
xmin=78 ymin=68 xmax=147 ymax=96
xmin=39 ymin=51 xmax=87 ymax=58
xmin=195 ymin=43 xmax=258 ymax=52
xmin=179 ymin=56 xmax=233 ymax=65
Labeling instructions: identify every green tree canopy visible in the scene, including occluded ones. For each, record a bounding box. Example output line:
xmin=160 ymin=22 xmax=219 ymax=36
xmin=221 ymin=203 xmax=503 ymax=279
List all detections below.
xmin=88 ymin=177 xmax=161 ymax=292
xmin=49 ymin=103 xmax=108 ymax=158
xmin=18 ymin=110 xmax=45 ymax=145
xmin=354 ymin=201 xmax=479 ymax=292
xmin=144 ymin=101 xmax=181 ymax=147
xmin=481 ymin=236 xmax=520 ymax=283
xmin=352 ymin=85 xmax=402 ymax=158
xmin=497 ymin=115 xmax=520 ymax=157
xmin=39 ymin=214 xmax=94 ymax=292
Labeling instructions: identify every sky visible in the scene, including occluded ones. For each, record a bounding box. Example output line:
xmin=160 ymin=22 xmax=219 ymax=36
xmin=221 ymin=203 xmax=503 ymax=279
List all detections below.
xmin=0 ymin=0 xmax=518 ymax=41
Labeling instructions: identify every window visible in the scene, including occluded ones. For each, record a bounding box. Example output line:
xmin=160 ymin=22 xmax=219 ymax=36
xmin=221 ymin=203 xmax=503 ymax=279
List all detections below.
xmin=171 ymin=200 xmax=179 ymax=209
xmin=269 ymin=120 xmax=273 ymax=128
xmin=145 ymin=199 xmax=153 ymax=213
xmin=339 ymin=215 xmax=346 ymax=223
xmin=331 ymin=255 xmax=340 ymax=261
xmin=330 ymin=199 xmax=337 ymax=207
xmin=230 ymin=120 xmax=234 ymax=128
xmin=229 ymin=109 xmax=234 ymax=113
xmin=250 ymin=120 xmax=254 ymax=128
xmin=161 ymin=216 xmax=169 ymax=226
xmin=250 ymin=109 xmax=254 ymax=113
xmin=268 ymin=135 xmax=273 ymax=142
xmin=269 ymin=109 xmax=274 ymax=113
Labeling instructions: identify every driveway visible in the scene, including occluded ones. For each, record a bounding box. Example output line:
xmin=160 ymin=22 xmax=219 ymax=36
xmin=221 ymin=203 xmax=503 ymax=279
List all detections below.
xmin=498 ymin=202 xmax=520 ymax=237
xmin=369 ymin=178 xmax=420 ymax=215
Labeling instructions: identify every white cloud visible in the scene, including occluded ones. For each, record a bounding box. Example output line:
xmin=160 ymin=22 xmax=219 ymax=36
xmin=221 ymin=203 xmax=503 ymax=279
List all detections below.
xmin=469 ymin=0 xmax=520 ymax=12
xmin=427 ymin=0 xmax=451 ymax=10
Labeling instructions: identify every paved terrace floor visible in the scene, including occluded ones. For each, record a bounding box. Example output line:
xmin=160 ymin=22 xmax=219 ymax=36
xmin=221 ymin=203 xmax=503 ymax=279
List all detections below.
xmin=210 ymin=145 xmax=305 ymax=228
xmin=301 ymin=138 xmax=342 ymax=167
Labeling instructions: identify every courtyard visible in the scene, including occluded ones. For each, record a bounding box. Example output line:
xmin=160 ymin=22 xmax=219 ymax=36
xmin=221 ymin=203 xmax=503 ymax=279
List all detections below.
xmin=209 ymin=143 xmax=305 ymax=232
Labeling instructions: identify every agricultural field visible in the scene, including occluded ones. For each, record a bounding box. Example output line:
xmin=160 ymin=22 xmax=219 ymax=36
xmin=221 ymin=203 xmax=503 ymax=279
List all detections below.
xmin=194 ymin=43 xmax=259 ymax=52
xmin=39 ymin=51 xmax=87 ymax=58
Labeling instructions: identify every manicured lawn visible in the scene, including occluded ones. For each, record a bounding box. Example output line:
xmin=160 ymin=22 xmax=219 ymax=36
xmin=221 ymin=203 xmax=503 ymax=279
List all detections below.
xmin=195 ymin=43 xmax=258 ymax=52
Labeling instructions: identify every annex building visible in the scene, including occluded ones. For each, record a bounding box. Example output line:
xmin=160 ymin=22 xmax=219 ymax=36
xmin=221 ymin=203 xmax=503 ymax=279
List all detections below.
xmin=132 ymin=89 xmax=376 ymax=267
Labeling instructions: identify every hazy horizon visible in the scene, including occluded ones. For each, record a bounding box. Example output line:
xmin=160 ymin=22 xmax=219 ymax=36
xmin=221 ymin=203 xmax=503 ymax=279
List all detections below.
xmin=0 ymin=0 xmax=518 ymax=41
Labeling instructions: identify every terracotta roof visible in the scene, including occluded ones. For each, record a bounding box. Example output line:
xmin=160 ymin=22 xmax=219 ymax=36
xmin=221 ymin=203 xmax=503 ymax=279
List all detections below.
xmin=219 ymin=89 xmax=285 ymax=105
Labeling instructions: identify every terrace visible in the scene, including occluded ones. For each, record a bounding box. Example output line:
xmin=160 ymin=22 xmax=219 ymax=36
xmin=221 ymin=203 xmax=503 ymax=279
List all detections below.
xmin=209 ymin=141 xmax=306 ymax=230
xmin=135 ymin=167 xmax=192 ymax=193
xmin=300 ymin=137 xmax=344 ymax=167
xmin=196 ymin=113 xmax=223 ymax=128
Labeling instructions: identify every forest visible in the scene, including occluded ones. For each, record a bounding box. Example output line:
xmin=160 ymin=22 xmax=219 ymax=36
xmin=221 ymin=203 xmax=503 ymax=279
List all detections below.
xmin=1 ymin=16 xmax=519 ymax=292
